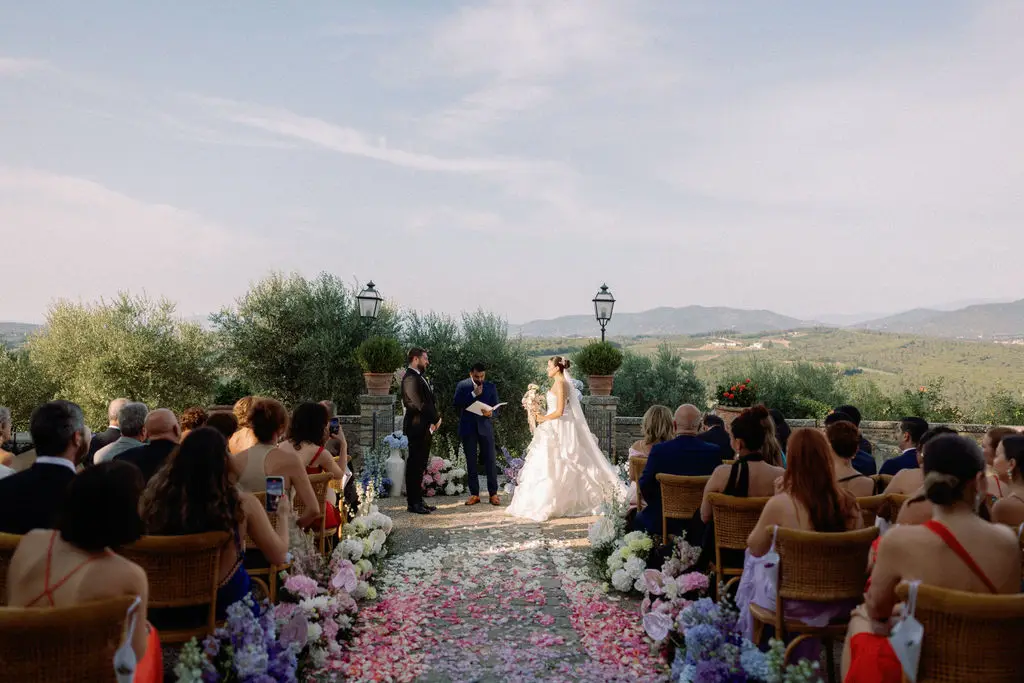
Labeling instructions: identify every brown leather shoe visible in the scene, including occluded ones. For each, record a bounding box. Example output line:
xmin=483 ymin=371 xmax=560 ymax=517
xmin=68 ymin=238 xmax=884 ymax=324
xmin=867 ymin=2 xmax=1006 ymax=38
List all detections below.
xmin=489 ymin=495 xmax=501 ymax=506
xmin=465 ymin=495 xmax=481 ymax=506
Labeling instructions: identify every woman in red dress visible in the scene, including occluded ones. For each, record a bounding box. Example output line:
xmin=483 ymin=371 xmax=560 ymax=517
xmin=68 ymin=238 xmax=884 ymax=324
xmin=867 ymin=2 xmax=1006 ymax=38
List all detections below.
xmin=277 ymin=402 xmax=347 ymax=529
xmin=843 ymin=434 xmax=1021 ymax=683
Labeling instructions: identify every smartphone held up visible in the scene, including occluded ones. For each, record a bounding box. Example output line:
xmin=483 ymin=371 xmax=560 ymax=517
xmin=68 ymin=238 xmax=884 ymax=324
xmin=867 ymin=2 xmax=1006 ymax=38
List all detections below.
xmin=265 ymin=476 xmax=285 ymax=513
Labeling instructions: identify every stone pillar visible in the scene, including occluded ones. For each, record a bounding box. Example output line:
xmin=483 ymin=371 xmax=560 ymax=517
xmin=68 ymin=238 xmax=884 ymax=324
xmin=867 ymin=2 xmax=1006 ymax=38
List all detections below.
xmin=358 ymin=394 xmax=396 ymax=466
xmin=582 ymin=395 xmax=619 ymax=463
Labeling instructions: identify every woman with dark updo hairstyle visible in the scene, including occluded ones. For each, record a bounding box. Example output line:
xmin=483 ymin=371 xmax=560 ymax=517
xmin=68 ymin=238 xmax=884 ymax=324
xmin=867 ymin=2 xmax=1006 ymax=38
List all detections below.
xmin=843 ymin=434 xmax=1021 ymax=683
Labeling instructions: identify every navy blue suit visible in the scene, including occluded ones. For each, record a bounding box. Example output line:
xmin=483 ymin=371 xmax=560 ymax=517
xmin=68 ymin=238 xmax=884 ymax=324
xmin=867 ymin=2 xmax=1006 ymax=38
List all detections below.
xmin=453 ymin=378 xmax=499 ymax=497
xmin=879 ymin=448 xmax=918 ymax=476
xmin=851 ymin=449 xmax=877 ymax=476
xmin=636 ymin=435 xmax=721 ymax=536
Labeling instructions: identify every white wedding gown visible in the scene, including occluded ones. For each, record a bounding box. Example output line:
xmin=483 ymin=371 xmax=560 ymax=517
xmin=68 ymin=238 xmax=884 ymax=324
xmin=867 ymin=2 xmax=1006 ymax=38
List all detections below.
xmin=507 ymin=373 xmax=628 ymax=522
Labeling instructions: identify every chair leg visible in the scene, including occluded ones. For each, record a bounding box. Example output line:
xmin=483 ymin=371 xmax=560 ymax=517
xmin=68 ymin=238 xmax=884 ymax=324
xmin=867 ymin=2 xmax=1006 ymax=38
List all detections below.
xmin=752 ymin=617 xmax=765 ymax=648
xmin=783 ymin=635 xmax=814 ymax=668
xmin=823 ymin=637 xmax=837 ymax=683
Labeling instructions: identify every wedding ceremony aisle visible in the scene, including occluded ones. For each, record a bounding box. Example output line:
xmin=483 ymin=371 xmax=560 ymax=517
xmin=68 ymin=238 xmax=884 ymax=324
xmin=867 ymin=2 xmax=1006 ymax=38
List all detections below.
xmin=331 ymin=494 xmax=670 ymax=683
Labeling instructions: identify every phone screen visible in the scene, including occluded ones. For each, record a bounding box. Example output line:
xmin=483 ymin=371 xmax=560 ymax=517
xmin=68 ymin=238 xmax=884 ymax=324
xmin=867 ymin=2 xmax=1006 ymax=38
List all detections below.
xmin=266 ymin=476 xmax=285 ymax=512
xmin=329 ymin=417 xmax=340 ymax=436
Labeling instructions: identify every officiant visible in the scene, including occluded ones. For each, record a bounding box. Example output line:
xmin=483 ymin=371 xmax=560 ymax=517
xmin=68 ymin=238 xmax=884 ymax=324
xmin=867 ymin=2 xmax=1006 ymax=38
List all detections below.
xmin=454 ymin=363 xmax=501 ymax=506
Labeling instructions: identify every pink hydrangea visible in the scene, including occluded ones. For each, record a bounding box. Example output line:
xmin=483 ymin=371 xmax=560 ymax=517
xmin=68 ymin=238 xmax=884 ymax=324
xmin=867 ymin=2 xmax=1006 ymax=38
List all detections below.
xmin=677 ymin=571 xmax=709 ymax=594
xmin=422 ymin=475 xmax=433 ymax=487
xmin=331 ymin=559 xmax=358 ymax=594
xmin=283 ymin=574 xmax=320 ymax=599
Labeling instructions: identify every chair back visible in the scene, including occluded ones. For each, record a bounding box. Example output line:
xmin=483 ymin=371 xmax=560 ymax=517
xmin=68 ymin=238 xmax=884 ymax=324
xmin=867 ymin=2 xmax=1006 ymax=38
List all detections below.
xmin=895 ymin=583 xmax=1024 ymax=683
xmin=856 ymin=495 xmax=888 ymax=527
xmin=628 ymin=455 xmax=647 ymax=509
xmin=120 ymin=531 xmax=230 ymax=641
xmin=872 ymin=474 xmax=893 ymax=495
xmin=708 ymin=494 xmax=768 ymax=550
xmin=293 ymin=472 xmax=332 ymax=521
xmin=0 ymin=532 xmax=21 ymax=606
xmin=0 ymin=595 xmax=135 ymax=682
xmin=656 ymin=474 xmax=710 ymax=542
xmin=775 ymin=526 xmax=878 ymax=603
xmin=886 ymin=493 xmax=910 ymax=522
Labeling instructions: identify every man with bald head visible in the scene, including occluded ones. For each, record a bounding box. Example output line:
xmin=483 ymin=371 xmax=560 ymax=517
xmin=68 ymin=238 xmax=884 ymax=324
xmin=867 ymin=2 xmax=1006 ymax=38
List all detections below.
xmin=633 ymin=404 xmax=721 ymax=538
xmin=114 ymin=408 xmax=181 ymax=483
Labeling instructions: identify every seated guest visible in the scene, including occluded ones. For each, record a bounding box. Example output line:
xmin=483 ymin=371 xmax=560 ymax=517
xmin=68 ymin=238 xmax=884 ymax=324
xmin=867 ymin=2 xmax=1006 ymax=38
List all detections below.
xmin=738 ymin=428 xmax=863 ymax=645
xmin=826 ymin=419 xmax=875 ymax=498
xmin=86 ymin=398 xmax=128 ymax=467
xmin=842 ymin=434 xmax=1020 ymax=683
xmin=277 ymin=402 xmax=346 ymax=529
xmin=768 ymin=408 xmax=791 ymax=464
xmin=633 ymin=404 xmax=721 ymax=537
xmin=205 ymin=411 xmax=239 ymax=442
xmin=834 ymin=404 xmax=874 ymax=456
xmin=320 ymin=401 xmax=359 ymax=522
xmin=983 ymin=426 xmax=1019 ymax=499
xmin=878 ymin=417 xmax=929 ymax=476
xmin=991 ymin=435 xmax=1024 ymax=527
xmin=0 ymin=406 xmax=13 ymax=466
xmin=115 ymin=408 xmax=181 ymax=483
xmin=228 ymin=396 xmax=258 ymax=455
xmin=760 ymin=409 xmax=786 ymax=468
xmin=231 ymin=398 xmax=320 ymax=529
xmin=825 ymin=411 xmax=876 ymax=476
xmin=700 ymin=405 xmax=785 ymax=522
xmin=6 ymin=461 xmax=161 ymax=681
xmin=698 ymin=413 xmax=734 ymax=460
xmin=888 ymin=428 xmax=959 ymax=526
xmin=0 ymin=401 xmax=88 ymax=534
xmin=141 ymin=427 xmax=290 ymax=621
xmin=179 ymin=406 xmax=208 ymax=440
xmin=95 ymin=402 xmax=149 ymax=464
xmin=630 ymin=405 xmax=674 ymax=458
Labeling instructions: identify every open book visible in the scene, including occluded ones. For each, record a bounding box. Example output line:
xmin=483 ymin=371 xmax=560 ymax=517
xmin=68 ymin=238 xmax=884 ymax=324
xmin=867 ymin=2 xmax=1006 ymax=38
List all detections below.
xmin=466 ymin=400 xmax=507 ymax=416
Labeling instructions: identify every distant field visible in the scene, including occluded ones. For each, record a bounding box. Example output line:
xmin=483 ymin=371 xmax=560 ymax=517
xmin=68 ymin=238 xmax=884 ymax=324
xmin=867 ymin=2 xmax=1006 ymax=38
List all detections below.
xmin=520 ymin=328 xmax=1024 ymax=410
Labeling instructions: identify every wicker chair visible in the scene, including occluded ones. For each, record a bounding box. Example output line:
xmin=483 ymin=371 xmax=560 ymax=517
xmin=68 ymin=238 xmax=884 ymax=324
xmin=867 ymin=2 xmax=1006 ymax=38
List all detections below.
xmin=0 ymin=532 xmax=21 ymax=606
xmin=872 ymin=474 xmax=893 ymax=495
xmin=0 ymin=595 xmax=135 ymax=682
xmin=121 ymin=531 xmax=230 ymax=643
xmin=628 ymin=455 xmax=648 ymax=510
xmin=894 ymin=583 xmax=1024 ymax=682
xmin=856 ymin=494 xmax=889 ymax=527
xmin=886 ymin=493 xmax=910 ymax=523
xmin=707 ymin=494 xmax=768 ymax=596
xmin=749 ymin=526 xmax=878 ymax=683
xmin=655 ymin=473 xmax=711 ymax=544
xmin=244 ymin=491 xmax=289 ymax=603
xmin=294 ymin=472 xmax=341 ymax=554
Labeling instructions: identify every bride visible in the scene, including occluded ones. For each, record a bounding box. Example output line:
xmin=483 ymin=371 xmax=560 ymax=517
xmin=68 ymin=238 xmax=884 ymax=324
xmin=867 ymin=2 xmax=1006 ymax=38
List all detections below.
xmin=508 ymin=356 xmax=628 ymax=522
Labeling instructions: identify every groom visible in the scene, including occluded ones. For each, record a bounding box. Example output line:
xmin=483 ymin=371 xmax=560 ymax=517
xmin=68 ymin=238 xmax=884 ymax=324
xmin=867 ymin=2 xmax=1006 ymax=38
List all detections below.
xmin=453 ymin=363 xmax=501 ymax=506
xmin=402 ymin=347 xmax=440 ymax=515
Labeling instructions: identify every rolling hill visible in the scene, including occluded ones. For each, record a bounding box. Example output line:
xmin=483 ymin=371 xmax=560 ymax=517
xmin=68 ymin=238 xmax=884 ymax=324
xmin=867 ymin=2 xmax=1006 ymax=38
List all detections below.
xmin=514 ymin=306 xmax=811 ymax=337
xmin=857 ymin=299 xmax=1024 ymax=339
xmin=0 ymin=322 xmax=41 ymax=348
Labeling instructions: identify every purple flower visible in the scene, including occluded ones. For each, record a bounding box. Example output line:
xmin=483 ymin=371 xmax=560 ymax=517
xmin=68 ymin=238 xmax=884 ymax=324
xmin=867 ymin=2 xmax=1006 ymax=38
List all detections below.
xmin=283 ymin=574 xmax=320 ymax=600
xmin=684 ymin=624 xmax=723 ymax=663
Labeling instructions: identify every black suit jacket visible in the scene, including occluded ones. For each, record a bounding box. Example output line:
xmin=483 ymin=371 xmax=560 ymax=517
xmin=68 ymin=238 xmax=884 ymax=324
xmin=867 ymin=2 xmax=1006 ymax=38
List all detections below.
xmin=115 ymin=439 xmax=177 ymax=484
xmin=86 ymin=427 xmax=121 ymax=467
xmin=698 ymin=426 xmax=734 ymax=461
xmin=0 ymin=462 xmax=76 ymax=535
xmin=636 ymin=435 xmax=721 ymax=536
xmin=402 ymin=368 xmax=438 ymax=439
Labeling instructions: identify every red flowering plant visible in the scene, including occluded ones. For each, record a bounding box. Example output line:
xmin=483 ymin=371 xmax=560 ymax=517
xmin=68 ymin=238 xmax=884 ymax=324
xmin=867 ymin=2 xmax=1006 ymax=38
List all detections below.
xmin=715 ymin=378 xmax=757 ymax=408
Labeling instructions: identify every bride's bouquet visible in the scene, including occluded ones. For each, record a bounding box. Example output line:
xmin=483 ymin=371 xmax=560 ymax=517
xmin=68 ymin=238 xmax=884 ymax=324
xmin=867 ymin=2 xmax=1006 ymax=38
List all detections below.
xmin=521 ymin=383 xmax=544 ymax=434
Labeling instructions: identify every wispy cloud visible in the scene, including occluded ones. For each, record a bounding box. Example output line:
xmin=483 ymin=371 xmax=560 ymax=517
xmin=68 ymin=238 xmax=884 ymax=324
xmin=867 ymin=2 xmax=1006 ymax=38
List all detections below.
xmin=0 ymin=57 xmax=49 ymax=77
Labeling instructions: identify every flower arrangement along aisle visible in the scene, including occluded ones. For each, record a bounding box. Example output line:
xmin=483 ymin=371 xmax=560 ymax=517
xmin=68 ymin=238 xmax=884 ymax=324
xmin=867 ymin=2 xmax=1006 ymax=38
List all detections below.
xmin=501 ymin=446 xmax=524 ymax=494
xmin=587 ymin=495 xmax=655 ymax=594
xmin=330 ymin=483 xmax=393 ymax=600
xmin=173 ymin=595 xmax=300 ymax=683
xmin=639 ymin=537 xmax=709 ymax=657
xmin=359 ymin=445 xmax=393 ymax=498
xmin=421 ymin=454 xmax=467 ymax=497
xmin=273 ymin=571 xmax=359 ymax=677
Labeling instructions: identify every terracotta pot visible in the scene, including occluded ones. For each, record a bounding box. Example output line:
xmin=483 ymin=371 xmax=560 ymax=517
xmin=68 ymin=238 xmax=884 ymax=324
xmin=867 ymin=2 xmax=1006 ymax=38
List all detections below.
xmin=715 ymin=405 xmax=745 ymax=428
xmin=363 ymin=372 xmax=393 ymax=396
xmin=588 ymin=375 xmax=615 ymax=396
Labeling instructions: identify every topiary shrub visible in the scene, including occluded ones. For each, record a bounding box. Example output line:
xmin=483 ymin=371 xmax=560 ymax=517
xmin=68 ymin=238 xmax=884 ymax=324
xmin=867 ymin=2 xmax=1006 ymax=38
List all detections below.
xmin=355 ymin=336 xmax=405 ymax=374
xmin=574 ymin=341 xmax=624 ymax=376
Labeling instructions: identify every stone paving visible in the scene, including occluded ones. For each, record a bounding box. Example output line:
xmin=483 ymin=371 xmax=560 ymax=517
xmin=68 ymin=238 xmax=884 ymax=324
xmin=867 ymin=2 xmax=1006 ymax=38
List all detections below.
xmin=343 ymin=491 xmax=669 ymax=683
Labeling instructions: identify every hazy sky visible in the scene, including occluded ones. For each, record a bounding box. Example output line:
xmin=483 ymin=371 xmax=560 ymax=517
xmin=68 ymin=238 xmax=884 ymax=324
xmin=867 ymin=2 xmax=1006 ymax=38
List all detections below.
xmin=2 ymin=1 xmax=1022 ymax=324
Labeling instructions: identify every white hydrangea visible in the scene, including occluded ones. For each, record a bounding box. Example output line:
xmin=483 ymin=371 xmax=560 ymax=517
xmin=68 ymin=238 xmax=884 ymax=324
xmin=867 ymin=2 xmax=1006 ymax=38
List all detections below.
xmin=454 ymin=483 xmax=465 ymax=494
xmin=336 ymin=614 xmax=353 ymax=631
xmin=444 ymin=482 xmax=457 ymax=496
xmin=353 ymin=581 xmax=371 ymax=600
xmin=588 ymin=517 xmax=617 ymax=548
xmin=624 ymin=555 xmax=646 ymax=578
xmin=368 ymin=529 xmax=387 ymax=555
xmin=355 ymin=558 xmax=373 ymax=577
xmin=442 ymin=458 xmax=452 ymax=469
xmin=307 ymin=622 xmax=323 ymax=642
xmin=607 ymin=553 xmax=625 ymax=572
xmin=338 ymin=539 xmax=363 ymax=562
xmin=451 ymin=468 xmax=466 ymax=478
xmin=611 ymin=569 xmax=633 ymax=592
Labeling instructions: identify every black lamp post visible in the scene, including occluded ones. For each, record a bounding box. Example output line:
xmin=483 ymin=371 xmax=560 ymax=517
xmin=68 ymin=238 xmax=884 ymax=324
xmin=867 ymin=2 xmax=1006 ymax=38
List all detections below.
xmin=592 ymin=283 xmax=615 ymax=342
xmin=356 ymin=281 xmax=383 ymax=329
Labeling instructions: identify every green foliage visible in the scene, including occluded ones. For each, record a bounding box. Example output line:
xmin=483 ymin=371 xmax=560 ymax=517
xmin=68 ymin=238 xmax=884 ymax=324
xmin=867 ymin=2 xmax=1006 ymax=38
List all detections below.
xmin=24 ymin=294 xmax=216 ymax=429
xmin=715 ymin=378 xmax=757 ymax=408
xmin=613 ymin=344 xmax=706 ymax=417
xmin=574 ymin=341 xmax=624 ymax=376
xmin=355 ymin=336 xmax=405 ymax=374
xmin=719 ymin=356 xmax=848 ymax=419
xmin=212 ymin=272 xmax=401 ymax=413
xmin=981 ymin=390 xmax=1024 ymax=425
xmin=212 ymin=376 xmax=253 ymax=406
xmin=404 ymin=310 xmax=534 ymax=455
xmin=0 ymin=347 xmax=58 ymax=430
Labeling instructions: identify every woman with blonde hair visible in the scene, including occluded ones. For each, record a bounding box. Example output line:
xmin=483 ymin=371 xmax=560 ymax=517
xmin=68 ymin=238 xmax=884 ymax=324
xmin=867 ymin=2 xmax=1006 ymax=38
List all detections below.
xmin=228 ymin=396 xmax=258 ymax=455
xmin=629 ymin=405 xmax=674 ymax=458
